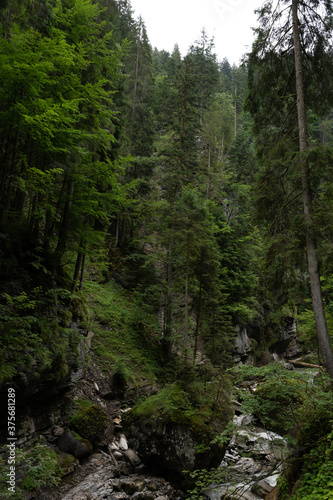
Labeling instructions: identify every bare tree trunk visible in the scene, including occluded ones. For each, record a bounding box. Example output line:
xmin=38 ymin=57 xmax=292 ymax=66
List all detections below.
xmin=0 ymin=129 xmax=20 ymax=227
xmin=132 ymin=20 xmax=142 ymax=121
xmin=292 ymin=0 xmax=333 ymax=379
xmin=79 ymin=252 xmax=86 ymax=290
xmin=115 ymin=213 xmax=119 ymax=247
xmin=206 ymin=144 xmax=211 ymax=199
xmin=193 ymin=281 xmax=202 ymax=365
xmin=234 ymin=79 xmax=237 ymax=138
xmin=72 ymin=249 xmax=83 ymax=292
xmin=184 ymin=229 xmax=190 ymax=350
xmin=161 ymin=231 xmax=174 ymax=363
xmin=53 ymin=179 xmax=74 ymax=271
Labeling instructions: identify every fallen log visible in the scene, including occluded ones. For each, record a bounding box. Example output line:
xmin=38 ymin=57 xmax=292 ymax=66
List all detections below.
xmin=291 ymin=360 xmax=322 ymax=369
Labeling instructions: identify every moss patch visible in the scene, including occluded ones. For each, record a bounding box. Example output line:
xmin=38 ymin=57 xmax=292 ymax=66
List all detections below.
xmin=56 ymin=452 xmax=79 ymax=476
xmin=69 ymin=404 xmax=113 ymax=445
xmin=125 ymin=379 xmax=232 ymax=441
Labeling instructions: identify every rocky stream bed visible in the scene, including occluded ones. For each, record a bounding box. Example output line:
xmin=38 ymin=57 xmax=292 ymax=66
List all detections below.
xmin=31 ymin=375 xmax=294 ymax=500
xmin=1 ymin=320 xmax=317 ymax=499
xmin=32 ymin=404 xmax=289 ymax=500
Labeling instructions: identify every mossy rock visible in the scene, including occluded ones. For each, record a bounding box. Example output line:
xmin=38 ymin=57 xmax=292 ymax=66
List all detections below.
xmin=69 ymin=404 xmax=113 ymax=446
xmin=122 ymin=383 xmax=232 ymax=487
xmin=57 ymin=429 xmax=93 ymax=459
xmin=56 ymin=451 xmax=79 ymax=476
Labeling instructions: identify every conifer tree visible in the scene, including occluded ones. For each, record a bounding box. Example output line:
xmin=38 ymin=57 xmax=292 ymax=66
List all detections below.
xmin=247 ymin=0 xmax=333 ymax=378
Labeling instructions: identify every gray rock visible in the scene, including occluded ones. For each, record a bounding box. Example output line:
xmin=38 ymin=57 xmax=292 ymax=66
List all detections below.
xmin=284 ymin=338 xmax=302 ymax=359
xmin=118 ymin=434 xmax=128 ymax=450
xmin=251 ymin=478 xmax=273 ymax=496
xmin=113 ymin=478 xmax=144 ymax=495
xmin=130 ymin=494 xmax=155 ymax=500
xmin=57 ymin=429 xmax=93 ymax=459
xmin=284 ymin=362 xmax=294 ymax=370
xmin=57 ymin=451 xmax=79 ymax=476
xmin=123 ymin=415 xmax=226 ymax=485
xmin=234 ymin=325 xmax=253 ymax=356
xmin=70 ymin=404 xmax=114 ymax=447
xmin=124 ymin=449 xmax=141 ymax=466
xmin=52 ymin=425 xmax=65 ymax=437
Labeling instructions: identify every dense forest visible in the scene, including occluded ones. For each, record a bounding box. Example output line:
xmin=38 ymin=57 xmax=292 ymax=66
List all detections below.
xmin=1 ymin=0 xmax=333 ymax=499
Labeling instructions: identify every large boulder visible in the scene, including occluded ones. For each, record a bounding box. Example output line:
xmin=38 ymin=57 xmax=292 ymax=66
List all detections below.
xmin=57 ymin=429 xmax=93 ymax=459
xmin=69 ymin=403 xmax=113 ymax=447
xmin=122 ymin=383 xmax=232 ymax=487
xmin=125 ymin=419 xmax=223 ymax=481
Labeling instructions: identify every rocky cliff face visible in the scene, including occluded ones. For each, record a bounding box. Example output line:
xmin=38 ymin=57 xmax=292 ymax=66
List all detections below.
xmin=233 ymin=317 xmax=302 ymax=365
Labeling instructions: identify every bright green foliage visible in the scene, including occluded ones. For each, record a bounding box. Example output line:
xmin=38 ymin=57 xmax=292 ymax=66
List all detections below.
xmin=127 ymin=373 xmax=232 ymax=438
xmin=232 ymin=363 xmax=333 ymax=442
xmin=84 ymin=280 xmax=162 ymax=383
xmin=0 ymin=441 xmax=60 ymax=499
xmin=289 ymin=432 xmax=333 ymax=500
xmin=232 ymin=363 xmax=308 ymax=434
xmin=0 ymin=0 xmax=126 ymax=277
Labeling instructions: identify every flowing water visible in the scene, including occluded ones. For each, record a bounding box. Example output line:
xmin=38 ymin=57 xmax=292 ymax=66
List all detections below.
xmin=202 ymin=366 xmax=319 ymax=499
xmin=203 ymin=413 xmax=289 ymax=499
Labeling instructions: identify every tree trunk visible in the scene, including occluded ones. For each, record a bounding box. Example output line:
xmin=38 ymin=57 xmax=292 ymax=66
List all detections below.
xmin=72 ymin=249 xmax=83 ymax=292
xmin=0 ymin=128 xmax=20 ymax=228
xmin=53 ymin=179 xmax=74 ymax=271
xmin=193 ymin=281 xmax=202 ymax=365
xmin=184 ymin=229 xmax=190 ymax=350
xmin=234 ymin=79 xmax=237 ymax=138
xmin=79 ymin=252 xmax=86 ymax=290
xmin=206 ymin=143 xmax=211 ymax=199
xmin=292 ymin=0 xmax=333 ymax=379
xmin=161 ymin=231 xmax=174 ymax=363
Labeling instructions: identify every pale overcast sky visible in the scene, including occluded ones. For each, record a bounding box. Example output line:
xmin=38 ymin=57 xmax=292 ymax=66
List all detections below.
xmin=129 ymin=0 xmax=262 ymax=65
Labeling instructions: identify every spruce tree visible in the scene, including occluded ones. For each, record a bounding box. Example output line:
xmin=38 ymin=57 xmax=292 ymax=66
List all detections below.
xmin=247 ymin=0 xmax=333 ymax=378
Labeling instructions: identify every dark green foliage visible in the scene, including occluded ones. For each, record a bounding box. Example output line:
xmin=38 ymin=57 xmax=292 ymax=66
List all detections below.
xmin=3 ymin=3 xmax=333 ymax=497
xmin=0 ymin=287 xmax=82 ymax=384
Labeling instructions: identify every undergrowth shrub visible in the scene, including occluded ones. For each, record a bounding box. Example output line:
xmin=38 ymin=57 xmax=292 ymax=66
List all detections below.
xmin=0 ymin=287 xmax=82 ymax=385
xmin=0 ymin=442 xmax=60 ymax=499
xmin=231 ymin=363 xmax=333 ymax=442
xmin=288 ymin=431 xmax=333 ymax=500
